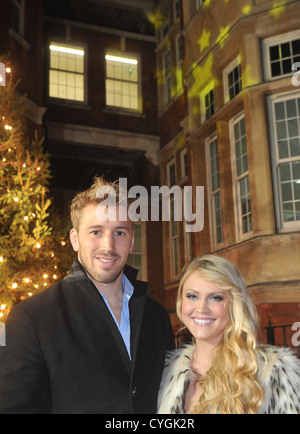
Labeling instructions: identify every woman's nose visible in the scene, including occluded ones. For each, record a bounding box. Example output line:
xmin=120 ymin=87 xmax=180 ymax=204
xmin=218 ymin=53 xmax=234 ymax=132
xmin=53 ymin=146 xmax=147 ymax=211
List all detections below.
xmin=195 ymin=299 xmax=210 ymax=314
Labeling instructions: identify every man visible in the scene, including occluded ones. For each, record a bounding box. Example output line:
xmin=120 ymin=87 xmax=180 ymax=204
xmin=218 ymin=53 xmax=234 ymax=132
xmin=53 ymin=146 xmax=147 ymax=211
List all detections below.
xmin=0 ymin=177 xmax=174 ymax=414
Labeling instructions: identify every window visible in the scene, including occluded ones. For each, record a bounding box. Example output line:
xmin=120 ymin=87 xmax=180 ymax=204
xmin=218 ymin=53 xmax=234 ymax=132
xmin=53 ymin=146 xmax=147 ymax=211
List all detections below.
xmin=206 ymin=135 xmax=223 ymax=246
xmin=204 ymin=88 xmax=215 ymax=121
xmin=230 ymin=114 xmax=253 ymax=237
xmin=105 ymin=52 xmax=140 ymax=111
xmin=170 ymin=200 xmax=179 ymax=278
xmin=180 ymin=148 xmax=188 ymax=179
xmin=127 ymin=223 xmax=147 ymax=281
xmin=174 ymin=0 xmax=180 ymax=20
xmin=162 ymin=20 xmax=170 ymax=39
xmin=167 ymin=159 xmax=179 ymax=278
xmin=263 ymin=31 xmax=300 ymax=80
xmin=10 ymin=0 xmax=25 ymax=36
xmin=164 ymin=50 xmax=172 ymax=104
xmin=201 ymin=82 xmax=214 ymax=122
xmin=49 ymin=43 xmax=85 ymax=102
xmin=167 ymin=159 xmax=176 ymax=187
xmin=269 ymin=93 xmax=300 ymax=228
xmin=223 ymin=57 xmax=242 ymax=103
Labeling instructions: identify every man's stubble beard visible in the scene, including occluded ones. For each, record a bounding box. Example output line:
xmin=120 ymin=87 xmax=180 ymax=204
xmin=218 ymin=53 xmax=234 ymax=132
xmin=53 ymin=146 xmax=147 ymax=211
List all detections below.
xmin=78 ymin=250 xmax=125 ymax=284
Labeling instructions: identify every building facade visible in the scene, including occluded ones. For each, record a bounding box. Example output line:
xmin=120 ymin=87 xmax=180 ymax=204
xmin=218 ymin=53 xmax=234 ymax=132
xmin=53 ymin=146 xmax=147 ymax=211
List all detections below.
xmin=0 ymin=0 xmax=165 ymax=304
xmin=155 ymin=0 xmax=300 ymax=346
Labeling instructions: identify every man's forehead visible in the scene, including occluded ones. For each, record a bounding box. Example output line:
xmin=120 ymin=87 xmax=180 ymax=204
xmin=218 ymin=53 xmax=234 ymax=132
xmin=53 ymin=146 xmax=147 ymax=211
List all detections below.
xmin=80 ymin=203 xmax=133 ymax=227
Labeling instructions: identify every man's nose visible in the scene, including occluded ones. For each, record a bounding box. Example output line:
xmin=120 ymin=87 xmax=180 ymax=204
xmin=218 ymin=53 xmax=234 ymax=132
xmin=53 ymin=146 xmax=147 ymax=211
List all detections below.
xmin=100 ymin=232 xmax=115 ymax=253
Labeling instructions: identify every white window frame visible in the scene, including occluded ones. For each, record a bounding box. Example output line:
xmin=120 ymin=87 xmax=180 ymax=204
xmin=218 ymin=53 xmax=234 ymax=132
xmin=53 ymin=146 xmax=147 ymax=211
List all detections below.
xmin=161 ymin=18 xmax=170 ymax=41
xmin=127 ymin=222 xmax=147 ymax=281
xmin=268 ymin=91 xmax=300 ymax=231
xmin=205 ymin=134 xmax=224 ymax=249
xmin=174 ymin=0 xmax=181 ymax=21
xmin=105 ymin=51 xmax=141 ymax=112
xmin=223 ymin=56 xmax=242 ymax=104
xmin=262 ymin=30 xmax=300 ymax=82
xmin=200 ymin=81 xmax=215 ymax=123
xmin=48 ymin=42 xmax=86 ymax=103
xmin=166 ymin=158 xmax=179 ymax=278
xmin=180 ymin=148 xmax=188 ymax=180
xmin=230 ymin=112 xmax=253 ymax=241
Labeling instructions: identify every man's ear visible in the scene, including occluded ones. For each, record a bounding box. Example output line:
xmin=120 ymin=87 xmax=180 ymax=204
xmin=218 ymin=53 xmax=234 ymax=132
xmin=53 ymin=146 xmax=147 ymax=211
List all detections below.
xmin=70 ymin=228 xmax=79 ymax=252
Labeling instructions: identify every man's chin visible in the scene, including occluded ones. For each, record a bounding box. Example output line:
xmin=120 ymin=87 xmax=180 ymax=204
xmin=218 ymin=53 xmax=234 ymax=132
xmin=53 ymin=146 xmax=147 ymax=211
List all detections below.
xmin=89 ymin=268 xmax=124 ymax=285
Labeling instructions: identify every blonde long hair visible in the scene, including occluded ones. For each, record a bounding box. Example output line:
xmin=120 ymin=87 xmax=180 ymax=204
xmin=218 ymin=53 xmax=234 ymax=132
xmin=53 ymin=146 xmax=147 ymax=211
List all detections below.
xmin=176 ymin=255 xmax=265 ymax=414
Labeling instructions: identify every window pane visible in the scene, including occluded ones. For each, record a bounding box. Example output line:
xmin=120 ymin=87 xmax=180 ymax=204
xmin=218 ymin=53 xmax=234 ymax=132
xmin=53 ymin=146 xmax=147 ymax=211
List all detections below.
xmin=49 ymin=43 xmax=85 ymax=102
xmin=105 ymin=52 xmax=139 ymax=111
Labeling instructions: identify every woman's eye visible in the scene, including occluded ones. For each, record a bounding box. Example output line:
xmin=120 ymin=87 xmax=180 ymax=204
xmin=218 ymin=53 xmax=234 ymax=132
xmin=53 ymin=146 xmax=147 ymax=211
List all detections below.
xmin=186 ymin=293 xmax=198 ymax=300
xmin=211 ymin=295 xmax=224 ymax=302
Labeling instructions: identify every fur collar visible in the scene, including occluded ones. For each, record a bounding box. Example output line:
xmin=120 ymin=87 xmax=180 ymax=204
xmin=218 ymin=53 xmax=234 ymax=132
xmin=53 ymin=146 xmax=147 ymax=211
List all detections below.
xmin=158 ymin=344 xmax=300 ymax=414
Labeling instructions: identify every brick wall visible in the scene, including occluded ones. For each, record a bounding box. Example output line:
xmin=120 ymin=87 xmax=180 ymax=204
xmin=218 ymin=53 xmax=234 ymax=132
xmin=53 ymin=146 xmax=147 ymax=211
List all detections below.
xmin=257 ymin=303 xmax=300 ymax=349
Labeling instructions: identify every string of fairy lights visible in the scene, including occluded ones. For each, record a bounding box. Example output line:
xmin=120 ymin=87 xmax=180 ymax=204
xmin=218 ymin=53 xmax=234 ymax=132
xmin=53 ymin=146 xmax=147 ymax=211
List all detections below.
xmin=0 ymin=64 xmax=68 ymax=321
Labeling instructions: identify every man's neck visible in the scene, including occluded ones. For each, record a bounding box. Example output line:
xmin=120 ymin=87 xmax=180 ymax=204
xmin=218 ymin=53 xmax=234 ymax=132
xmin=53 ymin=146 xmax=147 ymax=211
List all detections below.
xmin=87 ymin=271 xmax=124 ymax=304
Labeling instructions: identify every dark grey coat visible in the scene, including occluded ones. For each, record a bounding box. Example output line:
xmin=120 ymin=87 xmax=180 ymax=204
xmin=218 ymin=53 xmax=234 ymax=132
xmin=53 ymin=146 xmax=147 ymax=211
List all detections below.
xmin=0 ymin=260 xmax=174 ymax=414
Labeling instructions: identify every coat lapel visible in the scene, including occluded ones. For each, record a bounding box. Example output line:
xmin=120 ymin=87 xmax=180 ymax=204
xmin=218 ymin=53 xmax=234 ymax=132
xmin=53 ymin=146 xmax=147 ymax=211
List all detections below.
xmin=65 ymin=259 xmax=132 ymax=371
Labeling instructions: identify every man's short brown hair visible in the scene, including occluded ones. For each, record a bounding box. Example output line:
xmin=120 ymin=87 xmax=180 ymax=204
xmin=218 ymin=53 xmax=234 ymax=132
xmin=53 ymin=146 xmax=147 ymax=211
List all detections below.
xmin=70 ymin=176 xmax=127 ymax=231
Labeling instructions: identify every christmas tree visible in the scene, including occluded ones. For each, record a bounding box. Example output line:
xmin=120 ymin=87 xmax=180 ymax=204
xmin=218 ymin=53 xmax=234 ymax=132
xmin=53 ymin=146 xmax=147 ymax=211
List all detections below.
xmin=0 ymin=56 xmax=74 ymax=323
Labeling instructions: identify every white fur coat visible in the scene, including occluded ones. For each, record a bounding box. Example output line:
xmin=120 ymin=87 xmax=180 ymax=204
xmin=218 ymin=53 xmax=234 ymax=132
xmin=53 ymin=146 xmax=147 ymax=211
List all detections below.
xmin=158 ymin=344 xmax=300 ymax=414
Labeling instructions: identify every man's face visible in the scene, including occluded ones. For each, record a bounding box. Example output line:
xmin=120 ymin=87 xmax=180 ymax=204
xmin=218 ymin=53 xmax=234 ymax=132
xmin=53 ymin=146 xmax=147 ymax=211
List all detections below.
xmin=70 ymin=204 xmax=134 ymax=284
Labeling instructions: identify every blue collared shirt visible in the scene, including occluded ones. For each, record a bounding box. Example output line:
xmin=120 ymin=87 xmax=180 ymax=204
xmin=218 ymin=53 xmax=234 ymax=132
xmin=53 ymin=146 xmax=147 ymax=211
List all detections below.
xmin=99 ymin=275 xmax=134 ymax=360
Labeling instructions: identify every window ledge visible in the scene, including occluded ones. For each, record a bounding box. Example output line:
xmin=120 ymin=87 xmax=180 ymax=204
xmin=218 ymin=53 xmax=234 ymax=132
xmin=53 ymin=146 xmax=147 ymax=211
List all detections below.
xmin=9 ymin=28 xmax=31 ymax=50
xmin=103 ymin=107 xmax=146 ymax=118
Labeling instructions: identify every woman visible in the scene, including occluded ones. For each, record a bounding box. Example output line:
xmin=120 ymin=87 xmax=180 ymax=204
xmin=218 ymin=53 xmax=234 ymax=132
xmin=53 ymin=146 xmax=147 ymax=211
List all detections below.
xmin=158 ymin=255 xmax=300 ymax=414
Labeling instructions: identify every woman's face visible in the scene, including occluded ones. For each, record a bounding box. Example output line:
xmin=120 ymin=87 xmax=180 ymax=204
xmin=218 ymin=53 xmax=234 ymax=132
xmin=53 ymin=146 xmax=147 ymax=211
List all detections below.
xmin=181 ymin=272 xmax=230 ymax=347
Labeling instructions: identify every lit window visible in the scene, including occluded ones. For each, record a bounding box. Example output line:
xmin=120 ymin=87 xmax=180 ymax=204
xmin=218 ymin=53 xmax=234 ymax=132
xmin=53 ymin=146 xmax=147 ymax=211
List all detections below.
xmin=105 ymin=52 xmax=140 ymax=111
xmin=49 ymin=43 xmax=85 ymax=102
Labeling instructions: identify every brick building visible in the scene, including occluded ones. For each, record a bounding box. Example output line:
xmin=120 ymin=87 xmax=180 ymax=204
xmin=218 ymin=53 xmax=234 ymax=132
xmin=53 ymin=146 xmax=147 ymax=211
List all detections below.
xmin=0 ymin=0 xmax=165 ymax=304
xmin=155 ymin=0 xmax=300 ymax=348
xmin=1 ymin=0 xmax=300 ymax=348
